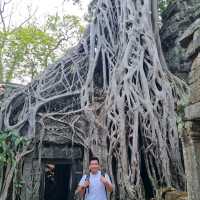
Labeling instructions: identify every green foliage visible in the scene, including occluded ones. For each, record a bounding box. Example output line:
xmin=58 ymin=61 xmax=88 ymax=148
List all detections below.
xmin=0 ymin=26 xmax=57 ymax=82
xmin=176 ymin=95 xmax=189 ymax=134
xmin=0 ymin=130 xmax=27 ymax=165
xmin=0 ymin=14 xmax=84 ymax=83
xmin=0 ymin=130 xmax=30 ymax=200
xmin=159 ymin=0 xmax=175 ymax=13
xmin=45 ymin=14 xmax=85 ymax=53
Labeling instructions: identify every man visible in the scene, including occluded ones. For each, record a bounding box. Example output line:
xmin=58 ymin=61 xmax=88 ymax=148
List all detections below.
xmin=76 ymin=157 xmax=113 ymax=200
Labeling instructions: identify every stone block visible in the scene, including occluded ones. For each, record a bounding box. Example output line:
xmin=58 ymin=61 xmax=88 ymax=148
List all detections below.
xmin=185 ymin=102 xmax=200 ymax=121
xmin=179 ymin=18 xmax=200 ymax=48
xmin=185 ymin=29 xmax=200 ymax=58
xmin=188 ymin=54 xmax=200 ymax=104
xmin=165 ymin=191 xmax=187 ymax=200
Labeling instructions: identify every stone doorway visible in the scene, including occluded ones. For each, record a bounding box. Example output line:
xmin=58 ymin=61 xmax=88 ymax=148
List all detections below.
xmin=38 ymin=144 xmax=83 ymax=200
xmin=40 ymin=159 xmax=83 ymax=200
xmin=43 ymin=163 xmax=71 ymax=200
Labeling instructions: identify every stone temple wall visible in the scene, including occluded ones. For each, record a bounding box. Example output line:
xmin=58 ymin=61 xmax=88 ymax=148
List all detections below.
xmin=160 ymin=0 xmax=200 ymax=81
xmin=180 ymin=18 xmax=200 ymax=200
xmin=160 ymin=1 xmax=200 ymax=200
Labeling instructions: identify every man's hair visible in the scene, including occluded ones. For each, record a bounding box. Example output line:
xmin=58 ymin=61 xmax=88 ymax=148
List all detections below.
xmin=89 ymin=156 xmax=100 ymax=164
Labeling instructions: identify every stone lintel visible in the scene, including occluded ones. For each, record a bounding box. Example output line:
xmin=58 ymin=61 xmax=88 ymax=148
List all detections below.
xmin=185 ymin=102 xmax=200 ymax=121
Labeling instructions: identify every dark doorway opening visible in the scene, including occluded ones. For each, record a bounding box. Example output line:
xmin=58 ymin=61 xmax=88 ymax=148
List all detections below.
xmin=44 ymin=164 xmax=71 ymax=200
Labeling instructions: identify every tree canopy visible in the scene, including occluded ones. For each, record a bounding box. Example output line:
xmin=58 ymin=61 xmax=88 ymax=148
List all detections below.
xmin=0 ymin=0 xmax=85 ymax=83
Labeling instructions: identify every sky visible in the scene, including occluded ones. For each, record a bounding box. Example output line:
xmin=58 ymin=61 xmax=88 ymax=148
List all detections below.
xmin=4 ymin=0 xmax=91 ymax=27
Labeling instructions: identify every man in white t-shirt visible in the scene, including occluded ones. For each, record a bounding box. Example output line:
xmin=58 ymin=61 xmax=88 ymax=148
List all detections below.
xmin=76 ymin=157 xmax=113 ymax=200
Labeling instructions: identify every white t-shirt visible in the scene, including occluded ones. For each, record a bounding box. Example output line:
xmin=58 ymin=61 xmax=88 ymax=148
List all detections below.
xmin=79 ymin=171 xmax=111 ymax=200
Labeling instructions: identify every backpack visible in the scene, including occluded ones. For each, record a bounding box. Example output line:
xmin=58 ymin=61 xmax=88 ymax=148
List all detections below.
xmin=83 ymin=171 xmax=109 ymax=200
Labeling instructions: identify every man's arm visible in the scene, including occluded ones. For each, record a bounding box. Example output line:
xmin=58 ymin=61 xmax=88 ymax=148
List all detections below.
xmin=75 ymin=179 xmax=90 ymax=197
xmin=75 ymin=185 xmax=86 ymax=197
xmin=104 ymin=180 xmax=113 ymax=192
xmin=100 ymin=175 xmax=113 ymax=192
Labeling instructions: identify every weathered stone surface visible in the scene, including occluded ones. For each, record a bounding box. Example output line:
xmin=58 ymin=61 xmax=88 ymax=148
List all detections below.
xmin=164 ymin=191 xmax=187 ymax=200
xmin=179 ymin=4 xmax=200 ymax=199
xmin=21 ymin=157 xmax=41 ymax=200
xmin=181 ymin=11 xmax=200 ymax=200
xmin=185 ymin=29 xmax=200 ymax=58
xmin=183 ymin=127 xmax=200 ymax=200
xmin=185 ymin=102 xmax=200 ymax=120
xmin=179 ymin=19 xmax=200 ymax=59
xmin=154 ymin=187 xmax=188 ymax=200
xmin=41 ymin=144 xmax=82 ymax=160
xmin=179 ymin=18 xmax=200 ymax=48
xmin=187 ymin=53 xmax=200 ymax=104
xmin=160 ymin=0 xmax=200 ymax=80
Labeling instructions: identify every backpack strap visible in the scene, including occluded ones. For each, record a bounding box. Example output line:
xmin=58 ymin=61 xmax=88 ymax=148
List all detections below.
xmin=84 ymin=173 xmax=90 ymax=200
xmin=84 ymin=171 xmax=111 ymax=199
xmin=101 ymin=170 xmax=106 ymax=177
xmin=101 ymin=171 xmax=108 ymax=197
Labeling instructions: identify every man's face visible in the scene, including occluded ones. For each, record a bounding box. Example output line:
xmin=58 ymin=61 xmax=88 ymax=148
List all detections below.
xmin=89 ymin=160 xmax=100 ymax=173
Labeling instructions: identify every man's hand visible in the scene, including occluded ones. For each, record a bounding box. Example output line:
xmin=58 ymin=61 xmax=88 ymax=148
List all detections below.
xmin=100 ymin=176 xmax=113 ymax=192
xmin=76 ymin=180 xmax=90 ymax=197
xmin=82 ymin=180 xmax=90 ymax=189
xmin=100 ymin=176 xmax=108 ymax=185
